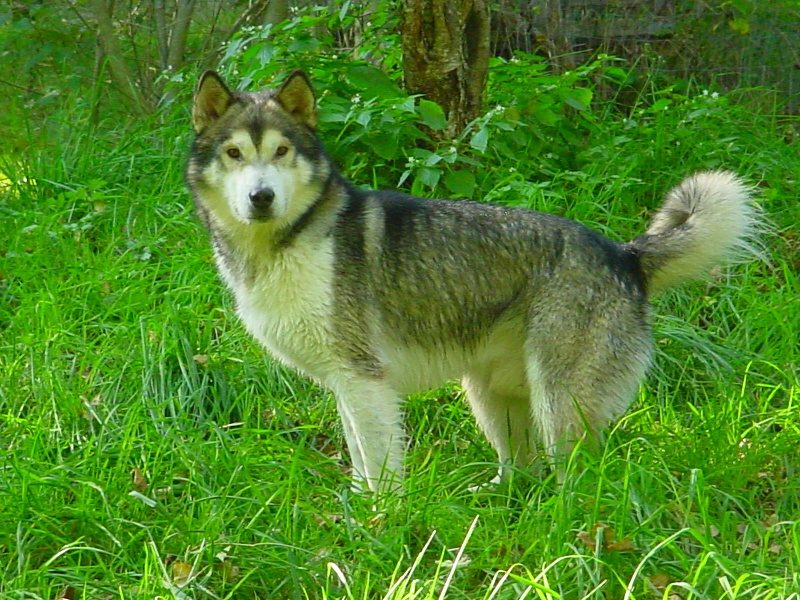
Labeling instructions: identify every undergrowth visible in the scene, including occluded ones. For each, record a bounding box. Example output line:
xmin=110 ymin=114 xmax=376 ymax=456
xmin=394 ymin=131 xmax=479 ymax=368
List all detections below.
xmin=0 ymin=9 xmax=798 ymax=599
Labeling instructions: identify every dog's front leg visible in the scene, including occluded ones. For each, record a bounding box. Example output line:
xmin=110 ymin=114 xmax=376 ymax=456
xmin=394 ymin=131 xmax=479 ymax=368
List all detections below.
xmin=334 ymin=379 xmax=406 ymax=493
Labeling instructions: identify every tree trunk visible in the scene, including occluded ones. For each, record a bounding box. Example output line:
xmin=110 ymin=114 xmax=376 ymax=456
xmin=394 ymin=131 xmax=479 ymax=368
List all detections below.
xmin=264 ymin=0 xmax=289 ymax=26
xmin=154 ymin=0 xmax=169 ymax=72
xmin=87 ymin=0 xmax=154 ymax=114
xmin=544 ymin=0 xmax=576 ymax=73
xmin=401 ymin=0 xmax=491 ymax=140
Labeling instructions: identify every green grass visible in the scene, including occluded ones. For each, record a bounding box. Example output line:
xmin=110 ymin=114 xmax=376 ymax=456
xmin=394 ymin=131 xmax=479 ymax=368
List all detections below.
xmin=1 ymin=81 xmax=798 ymax=599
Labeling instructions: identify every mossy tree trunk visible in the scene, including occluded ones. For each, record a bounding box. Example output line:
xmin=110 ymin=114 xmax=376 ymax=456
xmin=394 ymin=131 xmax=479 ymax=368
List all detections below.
xmin=401 ymin=0 xmax=491 ymax=140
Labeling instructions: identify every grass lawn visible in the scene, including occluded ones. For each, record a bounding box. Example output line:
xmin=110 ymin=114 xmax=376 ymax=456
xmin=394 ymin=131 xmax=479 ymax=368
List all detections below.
xmin=0 ymin=79 xmax=798 ymax=599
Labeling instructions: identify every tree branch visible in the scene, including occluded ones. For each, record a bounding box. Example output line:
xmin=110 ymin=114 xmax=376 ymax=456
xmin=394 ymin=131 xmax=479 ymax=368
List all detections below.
xmin=166 ymin=0 xmax=196 ymax=73
xmin=86 ymin=0 xmax=154 ymax=113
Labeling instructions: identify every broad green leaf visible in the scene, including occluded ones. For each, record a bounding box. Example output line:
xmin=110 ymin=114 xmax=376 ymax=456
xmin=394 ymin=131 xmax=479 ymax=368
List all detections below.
xmin=395 ymin=97 xmax=417 ymax=113
xmin=338 ymin=0 xmax=352 ymax=21
xmin=649 ymin=98 xmax=672 ymax=112
xmin=367 ymin=135 xmax=398 ymax=160
xmin=443 ymin=170 xmax=476 ymax=198
xmin=346 ymin=64 xmax=403 ymax=99
xmin=729 ymin=18 xmax=750 ymax=35
xmin=417 ymin=167 xmax=441 ymax=188
xmin=418 ymin=99 xmax=447 ymax=131
xmin=532 ymin=106 xmax=560 ymax=126
xmin=563 ymin=88 xmax=593 ymax=111
xmin=470 ymin=127 xmax=489 ymax=152
xmin=424 ymin=153 xmax=443 ymax=167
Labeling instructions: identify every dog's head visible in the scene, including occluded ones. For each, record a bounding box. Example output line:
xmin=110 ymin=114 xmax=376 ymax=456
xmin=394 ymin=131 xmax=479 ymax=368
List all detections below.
xmin=187 ymin=70 xmax=330 ymax=226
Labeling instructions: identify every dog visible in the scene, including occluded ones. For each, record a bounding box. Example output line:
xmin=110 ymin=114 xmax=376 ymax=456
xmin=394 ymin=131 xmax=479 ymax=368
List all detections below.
xmin=186 ymin=69 xmax=757 ymax=493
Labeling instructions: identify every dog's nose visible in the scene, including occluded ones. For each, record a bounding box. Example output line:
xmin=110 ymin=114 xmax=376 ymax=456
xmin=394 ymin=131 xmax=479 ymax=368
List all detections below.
xmin=250 ymin=188 xmax=275 ymax=208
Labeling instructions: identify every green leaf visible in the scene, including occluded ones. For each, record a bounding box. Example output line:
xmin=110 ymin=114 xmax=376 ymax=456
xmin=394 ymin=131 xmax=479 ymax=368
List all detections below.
xmin=424 ymin=153 xmax=443 ymax=167
xmin=470 ymin=127 xmax=489 ymax=152
xmin=338 ymin=0 xmax=352 ymax=21
xmin=729 ymin=18 xmax=750 ymax=35
xmin=346 ymin=64 xmax=403 ymax=99
xmin=649 ymin=98 xmax=672 ymax=112
xmin=257 ymin=45 xmax=275 ymax=66
xmin=532 ymin=106 xmax=561 ymax=126
xmin=418 ymin=99 xmax=447 ymax=131
xmin=443 ymin=170 xmax=476 ymax=198
xmin=288 ymin=35 xmax=318 ymax=53
xmin=395 ymin=97 xmax=417 ymax=113
xmin=417 ymin=167 xmax=441 ymax=188
xmin=562 ymin=88 xmax=593 ymax=111
xmin=605 ymin=66 xmax=630 ymax=83
xmin=356 ymin=110 xmax=372 ymax=127
xmin=366 ymin=135 xmax=398 ymax=160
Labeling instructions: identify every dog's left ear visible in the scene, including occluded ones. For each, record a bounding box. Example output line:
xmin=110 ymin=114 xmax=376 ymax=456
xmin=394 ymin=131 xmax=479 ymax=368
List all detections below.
xmin=275 ymin=70 xmax=317 ymax=128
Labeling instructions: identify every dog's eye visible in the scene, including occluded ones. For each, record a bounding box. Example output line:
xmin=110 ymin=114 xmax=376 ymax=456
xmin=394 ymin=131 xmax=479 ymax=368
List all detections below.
xmin=226 ymin=147 xmax=242 ymax=160
xmin=275 ymin=145 xmax=289 ymax=158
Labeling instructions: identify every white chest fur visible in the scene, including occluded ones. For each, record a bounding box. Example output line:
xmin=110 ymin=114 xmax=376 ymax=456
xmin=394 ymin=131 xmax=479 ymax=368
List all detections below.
xmin=216 ymin=234 xmax=338 ymax=382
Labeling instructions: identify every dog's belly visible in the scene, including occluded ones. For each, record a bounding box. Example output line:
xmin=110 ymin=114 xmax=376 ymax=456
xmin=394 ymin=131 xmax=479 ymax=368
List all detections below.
xmin=380 ymin=345 xmax=469 ymax=393
xmin=380 ymin=320 xmax=529 ymax=397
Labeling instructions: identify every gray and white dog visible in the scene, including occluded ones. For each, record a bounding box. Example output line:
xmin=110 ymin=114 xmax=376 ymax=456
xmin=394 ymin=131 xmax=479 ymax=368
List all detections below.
xmin=186 ymin=70 xmax=757 ymax=492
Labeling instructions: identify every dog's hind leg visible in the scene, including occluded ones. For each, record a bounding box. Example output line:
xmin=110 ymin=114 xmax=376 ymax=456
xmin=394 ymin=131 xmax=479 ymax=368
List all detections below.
xmin=527 ymin=379 xmax=596 ymax=482
xmin=333 ymin=378 xmax=406 ymax=493
xmin=462 ymin=372 xmax=539 ymax=487
xmin=525 ymin=331 xmax=651 ymax=481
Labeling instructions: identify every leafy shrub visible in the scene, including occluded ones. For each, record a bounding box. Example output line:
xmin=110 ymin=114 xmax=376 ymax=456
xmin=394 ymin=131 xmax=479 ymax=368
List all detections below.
xmin=217 ymin=4 xmax=611 ymax=198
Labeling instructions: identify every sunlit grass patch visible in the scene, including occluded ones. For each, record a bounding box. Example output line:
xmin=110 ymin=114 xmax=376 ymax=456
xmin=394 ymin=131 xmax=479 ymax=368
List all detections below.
xmin=1 ymin=71 xmax=798 ymax=598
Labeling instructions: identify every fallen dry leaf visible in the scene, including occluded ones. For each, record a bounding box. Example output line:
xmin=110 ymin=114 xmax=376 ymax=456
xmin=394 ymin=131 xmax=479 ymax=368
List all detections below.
xmin=56 ymin=587 xmax=76 ymax=600
xmin=131 ymin=467 xmax=148 ymax=492
xmin=648 ymin=573 xmax=671 ymax=592
xmin=218 ymin=558 xmax=240 ymax=582
xmin=171 ymin=560 xmax=193 ymax=586
xmin=312 ymin=512 xmax=345 ymax=527
xmin=576 ymin=530 xmax=595 ymax=550
xmin=577 ymin=522 xmax=635 ymax=553
xmin=607 ymin=537 xmax=635 ymax=552
xmin=313 ymin=433 xmax=339 ymax=457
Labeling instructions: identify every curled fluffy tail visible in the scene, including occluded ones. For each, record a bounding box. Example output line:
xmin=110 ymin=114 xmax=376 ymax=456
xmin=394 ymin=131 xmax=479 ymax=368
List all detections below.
xmin=630 ymin=171 xmax=759 ymax=296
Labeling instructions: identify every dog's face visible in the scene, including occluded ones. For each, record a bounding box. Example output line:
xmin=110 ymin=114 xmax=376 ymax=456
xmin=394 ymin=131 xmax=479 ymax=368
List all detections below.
xmin=187 ymin=70 xmax=329 ymax=226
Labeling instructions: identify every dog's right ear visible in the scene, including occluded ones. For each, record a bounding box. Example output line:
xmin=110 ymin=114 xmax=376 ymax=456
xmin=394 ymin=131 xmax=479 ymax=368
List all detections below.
xmin=192 ymin=71 xmax=234 ymax=133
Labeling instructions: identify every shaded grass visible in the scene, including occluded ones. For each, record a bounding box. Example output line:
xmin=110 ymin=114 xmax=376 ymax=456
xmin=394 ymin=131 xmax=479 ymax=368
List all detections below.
xmin=0 ymin=82 xmax=798 ymax=599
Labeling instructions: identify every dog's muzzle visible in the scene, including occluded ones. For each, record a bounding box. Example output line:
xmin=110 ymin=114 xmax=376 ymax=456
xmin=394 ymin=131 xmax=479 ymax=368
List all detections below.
xmin=249 ymin=187 xmax=275 ymax=220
